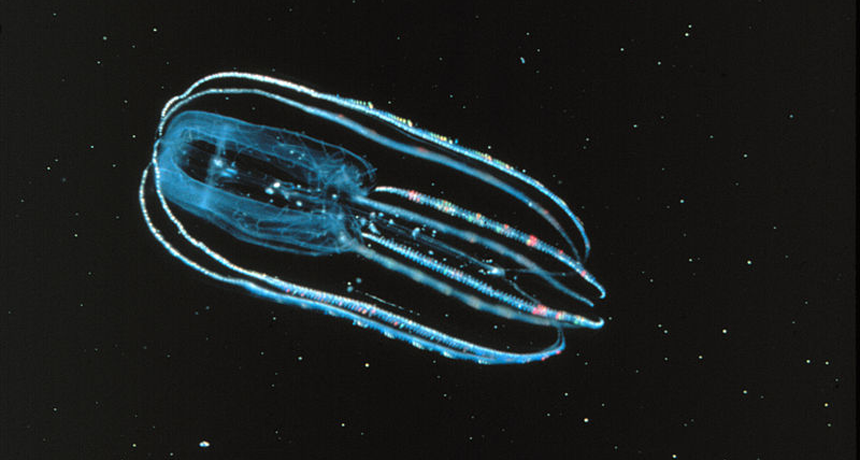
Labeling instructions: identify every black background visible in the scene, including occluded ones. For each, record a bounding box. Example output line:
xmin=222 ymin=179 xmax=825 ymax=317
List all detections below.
xmin=1 ymin=1 xmax=855 ymax=458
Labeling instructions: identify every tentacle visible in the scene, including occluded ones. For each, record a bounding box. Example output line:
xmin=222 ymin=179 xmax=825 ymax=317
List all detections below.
xmin=359 ymin=232 xmax=603 ymax=329
xmin=362 ymin=213 xmax=556 ymax=309
xmin=352 ymin=194 xmax=601 ymax=307
xmin=372 ymin=186 xmax=606 ymax=298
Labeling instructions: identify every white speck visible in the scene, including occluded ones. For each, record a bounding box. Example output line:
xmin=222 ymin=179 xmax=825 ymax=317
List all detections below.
xmin=199 ymin=440 xmax=210 ymax=448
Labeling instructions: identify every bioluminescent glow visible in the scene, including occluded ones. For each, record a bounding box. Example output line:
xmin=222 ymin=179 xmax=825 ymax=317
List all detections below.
xmin=139 ymin=71 xmax=605 ymax=364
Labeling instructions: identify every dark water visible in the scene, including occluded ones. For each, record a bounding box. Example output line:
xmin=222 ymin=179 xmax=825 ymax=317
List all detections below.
xmin=1 ymin=1 xmax=854 ymax=458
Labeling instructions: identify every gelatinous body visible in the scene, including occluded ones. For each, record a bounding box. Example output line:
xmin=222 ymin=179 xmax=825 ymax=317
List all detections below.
xmin=140 ymin=72 xmax=605 ymax=364
xmin=157 ymin=110 xmax=374 ymax=254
